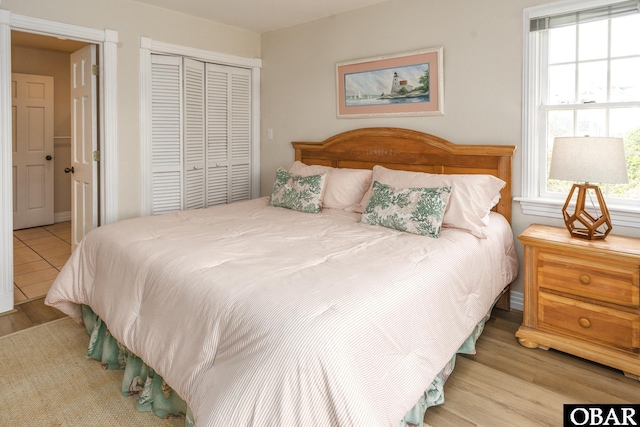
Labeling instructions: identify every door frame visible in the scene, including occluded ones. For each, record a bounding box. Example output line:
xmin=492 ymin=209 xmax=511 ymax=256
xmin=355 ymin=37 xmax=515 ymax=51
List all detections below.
xmin=0 ymin=11 xmax=119 ymax=313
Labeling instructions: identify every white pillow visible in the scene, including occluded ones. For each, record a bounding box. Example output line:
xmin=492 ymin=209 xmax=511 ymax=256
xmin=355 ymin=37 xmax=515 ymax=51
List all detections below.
xmin=358 ymin=166 xmax=505 ymax=238
xmin=289 ymin=161 xmax=372 ymax=211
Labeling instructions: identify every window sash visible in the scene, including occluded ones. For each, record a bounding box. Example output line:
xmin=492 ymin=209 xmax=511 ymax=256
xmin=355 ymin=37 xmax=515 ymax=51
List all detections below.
xmin=536 ymin=8 xmax=640 ymax=206
xmin=520 ymin=0 xmax=640 ymax=227
xmin=538 ymin=103 xmax=640 ymax=205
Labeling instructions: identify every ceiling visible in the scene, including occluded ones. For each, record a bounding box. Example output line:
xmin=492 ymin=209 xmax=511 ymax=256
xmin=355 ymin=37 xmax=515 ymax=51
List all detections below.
xmin=10 ymin=1 xmax=391 ymax=52
xmin=132 ymin=0 xmax=391 ymax=33
xmin=12 ymin=31 xmax=88 ymax=53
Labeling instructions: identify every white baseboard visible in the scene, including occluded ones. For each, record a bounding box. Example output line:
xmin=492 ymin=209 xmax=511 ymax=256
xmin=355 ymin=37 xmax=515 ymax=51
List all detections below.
xmin=0 ymin=292 xmax=14 ymax=314
xmin=54 ymin=211 xmax=71 ymax=223
xmin=510 ymin=290 xmax=523 ymax=312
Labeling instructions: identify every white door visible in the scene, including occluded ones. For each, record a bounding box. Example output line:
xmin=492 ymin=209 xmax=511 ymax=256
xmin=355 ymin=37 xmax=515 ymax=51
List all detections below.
xmin=70 ymin=45 xmax=98 ymax=248
xmin=206 ymin=63 xmax=252 ymax=205
xmin=184 ymin=58 xmax=205 ymax=210
xmin=11 ymin=73 xmax=54 ymax=230
xmin=150 ymin=55 xmax=183 ymax=215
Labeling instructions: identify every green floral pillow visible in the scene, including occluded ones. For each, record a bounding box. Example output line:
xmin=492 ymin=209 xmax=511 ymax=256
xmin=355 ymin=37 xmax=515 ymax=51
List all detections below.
xmin=361 ymin=181 xmax=452 ymax=237
xmin=269 ymin=168 xmax=327 ymax=213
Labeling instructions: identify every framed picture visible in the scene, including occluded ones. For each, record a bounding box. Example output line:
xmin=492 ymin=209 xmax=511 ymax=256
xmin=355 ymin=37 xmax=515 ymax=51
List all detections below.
xmin=336 ymin=47 xmax=443 ymax=118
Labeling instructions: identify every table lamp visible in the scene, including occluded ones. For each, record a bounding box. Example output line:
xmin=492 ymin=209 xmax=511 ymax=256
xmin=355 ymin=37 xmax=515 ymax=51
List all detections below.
xmin=549 ymin=136 xmax=628 ymax=240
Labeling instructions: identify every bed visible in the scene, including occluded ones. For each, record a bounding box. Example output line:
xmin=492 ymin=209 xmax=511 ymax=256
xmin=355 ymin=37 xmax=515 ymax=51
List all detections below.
xmin=45 ymin=127 xmax=518 ymax=426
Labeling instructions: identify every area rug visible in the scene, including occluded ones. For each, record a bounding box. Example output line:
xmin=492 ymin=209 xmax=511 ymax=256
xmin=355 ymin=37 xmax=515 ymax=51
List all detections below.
xmin=0 ymin=317 xmax=438 ymax=427
xmin=0 ymin=317 xmax=183 ymax=426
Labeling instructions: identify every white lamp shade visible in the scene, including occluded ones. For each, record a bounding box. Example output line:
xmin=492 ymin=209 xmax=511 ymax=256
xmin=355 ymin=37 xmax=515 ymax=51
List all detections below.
xmin=549 ymin=136 xmax=629 ymax=184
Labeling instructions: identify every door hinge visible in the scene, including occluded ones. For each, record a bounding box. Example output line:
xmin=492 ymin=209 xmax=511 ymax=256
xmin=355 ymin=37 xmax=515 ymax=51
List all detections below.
xmin=92 ymin=65 xmax=100 ymax=76
xmin=93 ymin=151 xmax=100 ymax=161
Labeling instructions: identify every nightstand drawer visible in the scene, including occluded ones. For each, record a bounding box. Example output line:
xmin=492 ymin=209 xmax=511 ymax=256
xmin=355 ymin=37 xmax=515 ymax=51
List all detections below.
xmin=538 ymin=292 xmax=640 ymax=351
xmin=538 ymin=252 xmax=639 ymax=307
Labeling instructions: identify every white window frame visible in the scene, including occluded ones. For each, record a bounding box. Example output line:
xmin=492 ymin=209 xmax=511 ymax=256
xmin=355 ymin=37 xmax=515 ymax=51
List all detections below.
xmin=517 ymin=0 xmax=640 ymax=229
xmin=139 ymin=37 xmax=262 ymax=216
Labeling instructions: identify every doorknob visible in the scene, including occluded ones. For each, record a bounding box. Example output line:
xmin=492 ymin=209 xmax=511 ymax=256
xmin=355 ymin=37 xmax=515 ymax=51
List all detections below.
xmin=64 ymin=167 xmax=75 ymax=174
xmin=45 ymin=155 xmax=52 ymax=161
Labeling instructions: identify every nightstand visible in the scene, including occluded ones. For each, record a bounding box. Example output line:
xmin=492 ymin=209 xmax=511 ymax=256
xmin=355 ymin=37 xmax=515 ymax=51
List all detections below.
xmin=516 ymin=224 xmax=640 ymax=380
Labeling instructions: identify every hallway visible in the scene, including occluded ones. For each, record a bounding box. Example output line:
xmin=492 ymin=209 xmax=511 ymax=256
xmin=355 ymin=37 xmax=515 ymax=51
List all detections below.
xmin=13 ymin=222 xmax=71 ymax=304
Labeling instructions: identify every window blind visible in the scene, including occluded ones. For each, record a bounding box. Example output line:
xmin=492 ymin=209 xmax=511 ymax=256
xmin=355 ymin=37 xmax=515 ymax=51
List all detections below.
xmin=530 ymin=0 xmax=639 ymax=31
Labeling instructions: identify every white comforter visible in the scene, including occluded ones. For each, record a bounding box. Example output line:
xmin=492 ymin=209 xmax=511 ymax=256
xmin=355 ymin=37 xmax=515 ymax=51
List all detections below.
xmin=46 ymin=197 xmax=518 ymax=426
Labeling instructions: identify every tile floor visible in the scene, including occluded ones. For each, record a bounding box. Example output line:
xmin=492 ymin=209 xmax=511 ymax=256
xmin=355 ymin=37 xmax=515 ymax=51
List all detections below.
xmin=13 ymin=221 xmax=71 ymax=304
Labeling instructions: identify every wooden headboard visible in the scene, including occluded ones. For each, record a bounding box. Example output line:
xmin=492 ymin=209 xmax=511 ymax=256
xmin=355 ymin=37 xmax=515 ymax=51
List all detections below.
xmin=292 ymin=127 xmax=517 ymax=224
xmin=292 ymin=127 xmax=517 ymax=311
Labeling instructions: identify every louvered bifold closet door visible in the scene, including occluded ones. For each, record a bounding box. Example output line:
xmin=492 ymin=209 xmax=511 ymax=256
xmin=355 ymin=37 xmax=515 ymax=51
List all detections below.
xmin=205 ymin=63 xmax=252 ymax=206
xmin=183 ymin=58 xmax=206 ymax=210
xmin=151 ymin=55 xmax=183 ymax=214
xmin=205 ymin=64 xmax=229 ymax=206
xmin=229 ymin=68 xmax=252 ymax=202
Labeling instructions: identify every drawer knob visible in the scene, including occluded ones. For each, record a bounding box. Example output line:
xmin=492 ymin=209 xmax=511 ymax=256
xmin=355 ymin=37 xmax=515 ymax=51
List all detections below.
xmin=578 ymin=317 xmax=591 ymax=328
xmin=578 ymin=274 xmax=591 ymax=285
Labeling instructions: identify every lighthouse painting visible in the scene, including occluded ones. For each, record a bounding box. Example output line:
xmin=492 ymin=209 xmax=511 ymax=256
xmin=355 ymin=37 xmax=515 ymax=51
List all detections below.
xmin=336 ymin=47 xmax=443 ymax=117
xmin=344 ymin=64 xmax=429 ymax=106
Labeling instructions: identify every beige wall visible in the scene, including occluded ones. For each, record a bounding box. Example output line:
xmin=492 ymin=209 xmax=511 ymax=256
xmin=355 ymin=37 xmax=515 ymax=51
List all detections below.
xmin=11 ymin=44 xmax=73 ymax=216
xmin=2 ymin=0 xmax=261 ymax=220
xmin=259 ymin=0 xmax=640 ymax=300
xmin=5 ymin=0 xmax=639 ymax=298
xmin=260 ymin=0 xmax=542 ymax=193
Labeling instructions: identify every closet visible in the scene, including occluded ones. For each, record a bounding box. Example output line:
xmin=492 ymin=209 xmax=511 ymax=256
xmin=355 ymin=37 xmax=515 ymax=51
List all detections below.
xmin=150 ymin=54 xmax=252 ymax=214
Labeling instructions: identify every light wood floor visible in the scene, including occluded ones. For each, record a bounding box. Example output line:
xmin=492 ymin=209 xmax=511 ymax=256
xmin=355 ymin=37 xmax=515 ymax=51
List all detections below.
xmin=1 ymin=305 xmax=638 ymax=426
xmin=424 ymin=309 xmax=640 ymax=426
xmin=0 ymin=297 xmax=66 ymax=337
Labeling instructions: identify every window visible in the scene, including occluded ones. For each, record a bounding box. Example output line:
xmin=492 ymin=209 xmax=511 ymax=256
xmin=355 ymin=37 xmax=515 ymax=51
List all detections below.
xmin=520 ymin=0 xmax=640 ymax=227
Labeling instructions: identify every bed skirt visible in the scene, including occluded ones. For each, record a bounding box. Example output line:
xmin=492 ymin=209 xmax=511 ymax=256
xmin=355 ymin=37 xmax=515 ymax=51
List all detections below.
xmin=81 ymin=305 xmax=490 ymax=427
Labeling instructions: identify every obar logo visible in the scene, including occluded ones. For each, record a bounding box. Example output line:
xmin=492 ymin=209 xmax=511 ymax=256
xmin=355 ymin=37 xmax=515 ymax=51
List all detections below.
xmin=564 ymin=405 xmax=640 ymax=426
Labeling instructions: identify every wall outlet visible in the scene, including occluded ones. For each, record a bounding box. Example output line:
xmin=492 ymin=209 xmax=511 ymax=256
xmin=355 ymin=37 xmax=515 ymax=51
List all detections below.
xmin=267 ymin=128 xmax=273 ymax=140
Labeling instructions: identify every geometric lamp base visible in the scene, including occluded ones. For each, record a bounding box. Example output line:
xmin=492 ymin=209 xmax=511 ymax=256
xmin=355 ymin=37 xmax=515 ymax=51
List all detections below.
xmin=561 ymin=183 xmax=612 ymax=240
